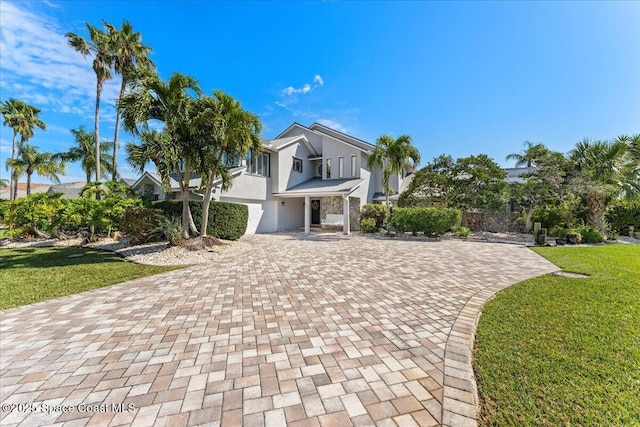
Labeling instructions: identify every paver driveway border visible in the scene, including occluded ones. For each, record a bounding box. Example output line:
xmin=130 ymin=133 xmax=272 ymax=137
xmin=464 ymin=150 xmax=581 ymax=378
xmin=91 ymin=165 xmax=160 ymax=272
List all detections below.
xmin=0 ymin=232 xmax=560 ymax=426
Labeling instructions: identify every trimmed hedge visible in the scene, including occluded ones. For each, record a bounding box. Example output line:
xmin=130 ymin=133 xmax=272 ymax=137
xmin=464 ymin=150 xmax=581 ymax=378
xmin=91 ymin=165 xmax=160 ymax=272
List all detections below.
xmin=391 ymin=207 xmax=461 ymax=237
xmin=152 ymin=200 xmax=248 ymax=240
xmin=360 ymin=218 xmax=378 ymax=233
xmin=361 ymin=204 xmax=387 ymax=230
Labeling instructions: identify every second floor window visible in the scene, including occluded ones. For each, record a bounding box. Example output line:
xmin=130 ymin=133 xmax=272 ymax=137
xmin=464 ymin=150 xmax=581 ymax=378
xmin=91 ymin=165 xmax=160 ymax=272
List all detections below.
xmin=351 ymin=155 xmax=357 ymax=177
xmin=338 ymin=157 xmax=344 ymax=178
xmin=246 ymin=151 xmax=270 ymax=177
xmin=326 ymin=158 xmax=331 ymax=179
xmin=292 ymin=158 xmax=303 ymax=173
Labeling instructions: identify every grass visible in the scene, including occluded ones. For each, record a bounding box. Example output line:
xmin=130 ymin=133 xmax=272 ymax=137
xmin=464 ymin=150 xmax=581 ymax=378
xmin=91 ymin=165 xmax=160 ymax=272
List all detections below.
xmin=0 ymin=247 xmax=181 ymax=310
xmin=473 ymin=244 xmax=640 ymax=426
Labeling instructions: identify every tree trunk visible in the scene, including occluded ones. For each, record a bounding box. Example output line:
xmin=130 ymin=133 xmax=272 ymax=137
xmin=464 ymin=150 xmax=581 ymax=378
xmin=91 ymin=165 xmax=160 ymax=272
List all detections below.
xmin=26 ymin=171 xmax=32 ymax=196
xmin=11 ymin=169 xmax=18 ymax=201
xmin=112 ymin=78 xmax=127 ymax=181
xmin=9 ymin=131 xmax=17 ymax=201
xmin=586 ymin=192 xmax=607 ymax=238
xmin=200 ymin=157 xmax=224 ymax=237
xmin=95 ymin=79 xmax=102 ymax=184
xmin=524 ymin=207 xmax=535 ymax=233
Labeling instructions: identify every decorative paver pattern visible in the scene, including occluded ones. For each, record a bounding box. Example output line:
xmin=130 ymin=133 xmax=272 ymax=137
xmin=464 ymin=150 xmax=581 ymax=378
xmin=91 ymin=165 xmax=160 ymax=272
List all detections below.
xmin=0 ymin=233 xmax=559 ymax=426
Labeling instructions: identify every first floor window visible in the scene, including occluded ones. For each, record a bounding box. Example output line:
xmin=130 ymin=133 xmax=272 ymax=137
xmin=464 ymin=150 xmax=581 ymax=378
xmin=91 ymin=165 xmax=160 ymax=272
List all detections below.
xmin=338 ymin=157 xmax=344 ymax=178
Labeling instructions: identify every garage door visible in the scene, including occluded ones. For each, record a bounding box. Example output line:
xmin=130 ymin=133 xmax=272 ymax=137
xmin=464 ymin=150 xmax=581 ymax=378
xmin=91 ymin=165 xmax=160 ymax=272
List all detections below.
xmin=220 ymin=199 xmax=277 ymax=234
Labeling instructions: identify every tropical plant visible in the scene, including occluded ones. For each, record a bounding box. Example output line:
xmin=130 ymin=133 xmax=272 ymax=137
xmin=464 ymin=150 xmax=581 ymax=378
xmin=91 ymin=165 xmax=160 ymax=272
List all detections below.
xmin=6 ymin=144 xmax=65 ymax=195
xmin=147 ymin=214 xmax=183 ymax=246
xmin=506 ymin=140 xmax=549 ymax=167
xmin=568 ymin=139 xmax=635 ymax=237
xmin=54 ymin=126 xmax=114 ymax=183
xmin=367 ymin=134 xmax=421 ymax=228
xmin=0 ymin=98 xmax=46 ymax=200
xmin=104 ymin=20 xmax=155 ymax=180
xmin=66 ymin=22 xmax=113 ymax=182
xmin=190 ymin=91 xmax=262 ymax=236
xmin=398 ymin=154 xmax=456 ymax=207
xmin=119 ymin=71 xmax=203 ymax=239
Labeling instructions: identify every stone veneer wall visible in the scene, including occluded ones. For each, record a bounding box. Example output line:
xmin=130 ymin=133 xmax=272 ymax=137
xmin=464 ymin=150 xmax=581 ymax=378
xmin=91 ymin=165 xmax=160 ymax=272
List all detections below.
xmin=461 ymin=212 xmax=521 ymax=233
xmin=320 ymin=196 xmax=360 ymax=231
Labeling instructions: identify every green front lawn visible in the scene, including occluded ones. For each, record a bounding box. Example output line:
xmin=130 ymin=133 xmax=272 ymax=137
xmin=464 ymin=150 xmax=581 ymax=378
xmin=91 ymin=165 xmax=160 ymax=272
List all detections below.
xmin=474 ymin=245 xmax=640 ymax=426
xmin=0 ymin=247 xmax=180 ymax=310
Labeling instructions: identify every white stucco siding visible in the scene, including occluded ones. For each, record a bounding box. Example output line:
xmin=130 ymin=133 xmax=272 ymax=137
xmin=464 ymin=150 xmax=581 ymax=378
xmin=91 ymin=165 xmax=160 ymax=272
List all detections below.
xmin=222 ymin=172 xmax=271 ymax=201
xmin=277 ymin=143 xmax=314 ymax=192
xmin=279 ymin=126 xmax=323 ymax=154
xmin=277 ymin=198 xmax=305 ymax=231
xmin=321 ymin=136 xmax=360 ymax=180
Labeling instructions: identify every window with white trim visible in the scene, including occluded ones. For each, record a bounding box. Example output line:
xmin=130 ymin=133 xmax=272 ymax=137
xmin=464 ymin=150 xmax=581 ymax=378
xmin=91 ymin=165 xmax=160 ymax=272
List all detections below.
xmin=326 ymin=158 xmax=331 ymax=179
xmin=246 ymin=150 xmax=270 ymax=177
xmin=351 ymin=155 xmax=357 ymax=177
xmin=292 ymin=157 xmax=303 ymax=173
xmin=338 ymin=157 xmax=344 ymax=178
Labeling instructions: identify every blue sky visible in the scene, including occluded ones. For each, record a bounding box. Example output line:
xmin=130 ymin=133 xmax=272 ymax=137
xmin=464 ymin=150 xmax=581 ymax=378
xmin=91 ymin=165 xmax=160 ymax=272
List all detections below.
xmin=1 ymin=0 xmax=639 ymax=184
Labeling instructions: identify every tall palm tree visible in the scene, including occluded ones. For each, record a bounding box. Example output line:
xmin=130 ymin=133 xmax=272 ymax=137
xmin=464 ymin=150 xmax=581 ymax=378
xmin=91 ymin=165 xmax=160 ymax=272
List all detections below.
xmin=54 ymin=126 xmax=114 ymax=183
xmin=569 ymin=138 xmax=633 ymax=236
xmin=506 ymin=140 xmax=549 ymax=168
xmin=119 ymin=72 xmax=202 ymax=239
xmin=7 ymin=144 xmax=65 ymax=196
xmin=66 ymin=22 xmax=113 ymax=183
xmin=191 ymin=91 xmax=263 ymax=236
xmin=367 ymin=134 xmax=421 ymax=227
xmin=0 ymin=99 xmax=46 ymax=200
xmin=105 ymin=20 xmax=155 ymax=180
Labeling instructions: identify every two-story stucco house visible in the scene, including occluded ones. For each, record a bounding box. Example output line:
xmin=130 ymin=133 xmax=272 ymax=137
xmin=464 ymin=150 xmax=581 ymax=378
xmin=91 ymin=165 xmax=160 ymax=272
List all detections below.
xmin=131 ymin=122 xmax=412 ymax=234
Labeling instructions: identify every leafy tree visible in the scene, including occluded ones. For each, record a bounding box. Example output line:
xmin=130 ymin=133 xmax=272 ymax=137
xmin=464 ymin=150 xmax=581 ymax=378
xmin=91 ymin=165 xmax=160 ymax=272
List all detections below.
xmin=190 ymin=91 xmax=262 ymax=236
xmin=6 ymin=144 xmax=65 ymax=196
xmin=400 ymin=154 xmax=507 ymax=212
xmin=367 ymin=134 xmax=421 ymax=226
xmin=508 ymin=151 xmax=568 ymax=231
xmin=0 ymin=99 xmax=46 ymax=200
xmin=119 ymin=71 xmax=203 ymax=239
xmin=66 ymin=22 xmax=113 ymax=183
xmin=54 ymin=126 xmax=114 ymax=183
xmin=568 ymin=139 xmax=637 ymax=236
xmin=104 ymin=20 xmax=155 ymax=180
xmin=506 ymin=140 xmax=549 ymax=167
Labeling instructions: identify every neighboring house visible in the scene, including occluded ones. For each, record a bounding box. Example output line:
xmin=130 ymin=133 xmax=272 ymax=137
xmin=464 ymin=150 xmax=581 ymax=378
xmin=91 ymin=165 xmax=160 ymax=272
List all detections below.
xmin=505 ymin=166 xmax=536 ymax=183
xmin=46 ymin=181 xmax=86 ymax=199
xmin=0 ymin=183 xmax=51 ymax=200
xmin=131 ymin=122 xmax=414 ymax=234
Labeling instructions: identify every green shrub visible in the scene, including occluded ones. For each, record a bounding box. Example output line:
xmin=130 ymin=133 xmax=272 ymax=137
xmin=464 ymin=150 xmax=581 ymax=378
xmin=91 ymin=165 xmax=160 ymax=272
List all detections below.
xmin=0 ymin=200 xmax=11 ymax=223
xmin=360 ymin=217 xmax=378 ymax=233
xmin=549 ymin=226 xmax=568 ymax=239
xmin=391 ymin=207 xmax=461 ymax=237
xmin=147 ymin=214 xmax=183 ymax=246
xmin=605 ymin=202 xmax=640 ymax=236
xmin=59 ymin=198 xmax=105 ymax=233
xmin=532 ymin=201 xmax=576 ymax=230
xmin=566 ymin=229 xmax=583 ymax=244
xmin=3 ymin=193 xmax=66 ymax=235
xmin=121 ymin=207 xmax=162 ymax=244
xmin=577 ymin=226 xmax=604 ymax=244
xmin=455 ymin=226 xmax=471 ymax=237
xmin=361 ymin=204 xmax=387 ymax=230
xmin=153 ymin=200 xmax=248 ymax=240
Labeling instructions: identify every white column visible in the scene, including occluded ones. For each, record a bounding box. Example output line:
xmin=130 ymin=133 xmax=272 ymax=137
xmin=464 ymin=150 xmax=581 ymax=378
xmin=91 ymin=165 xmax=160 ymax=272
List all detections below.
xmin=343 ymin=196 xmax=350 ymax=235
xmin=304 ymin=195 xmax=311 ymax=234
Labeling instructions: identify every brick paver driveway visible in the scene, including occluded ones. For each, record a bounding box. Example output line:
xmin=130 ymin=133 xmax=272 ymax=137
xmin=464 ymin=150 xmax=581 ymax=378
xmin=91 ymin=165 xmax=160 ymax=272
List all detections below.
xmin=1 ymin=233 xmax=559 ymax=426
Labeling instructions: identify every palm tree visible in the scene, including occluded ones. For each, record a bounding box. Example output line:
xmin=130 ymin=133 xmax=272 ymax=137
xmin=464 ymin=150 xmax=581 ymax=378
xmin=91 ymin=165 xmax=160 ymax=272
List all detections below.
xmin=55 ymin=126 xmax=114 ymax=183
xmin=506 ymin=141 xmax=549 ymax=168
xmin=66 ymin=22 xmax=113 ymax=183
xmin=191 ymin=91 xmax=263 ymax=236
xmin=104 ymin=20 xmax=155 ymax=180
xmin=0 ymin=99 xmax=46 ymax=200
xmin=7 ymin=144 xmax=65 ymax=195
xmin=119 ymin=72 xmax=202 ymax=239
xmin=367 ymin=134 xmax=421 ymax=228
xmin=569 ymin=139 xmax=633 ymax=236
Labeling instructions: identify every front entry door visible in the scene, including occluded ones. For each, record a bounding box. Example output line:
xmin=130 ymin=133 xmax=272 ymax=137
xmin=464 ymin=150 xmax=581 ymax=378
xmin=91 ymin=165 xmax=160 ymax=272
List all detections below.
xmin=311 ymin=199 xmax=321 ymax=225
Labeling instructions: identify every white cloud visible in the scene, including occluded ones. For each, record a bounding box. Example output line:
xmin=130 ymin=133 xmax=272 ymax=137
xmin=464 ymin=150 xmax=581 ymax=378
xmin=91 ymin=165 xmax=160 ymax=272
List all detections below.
xmin=0 ymin=1 xmax=120 ymax=120
xmin=281 ymin=74 xmax=324 ymax=97
xmin=316 ymin=119 xmax=347 ymax=133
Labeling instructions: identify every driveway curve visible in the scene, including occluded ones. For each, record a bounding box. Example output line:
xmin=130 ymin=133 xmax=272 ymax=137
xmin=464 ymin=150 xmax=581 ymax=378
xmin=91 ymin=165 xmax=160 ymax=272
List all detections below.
xmin=0 ymin=233 xmax=558 ymax=426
